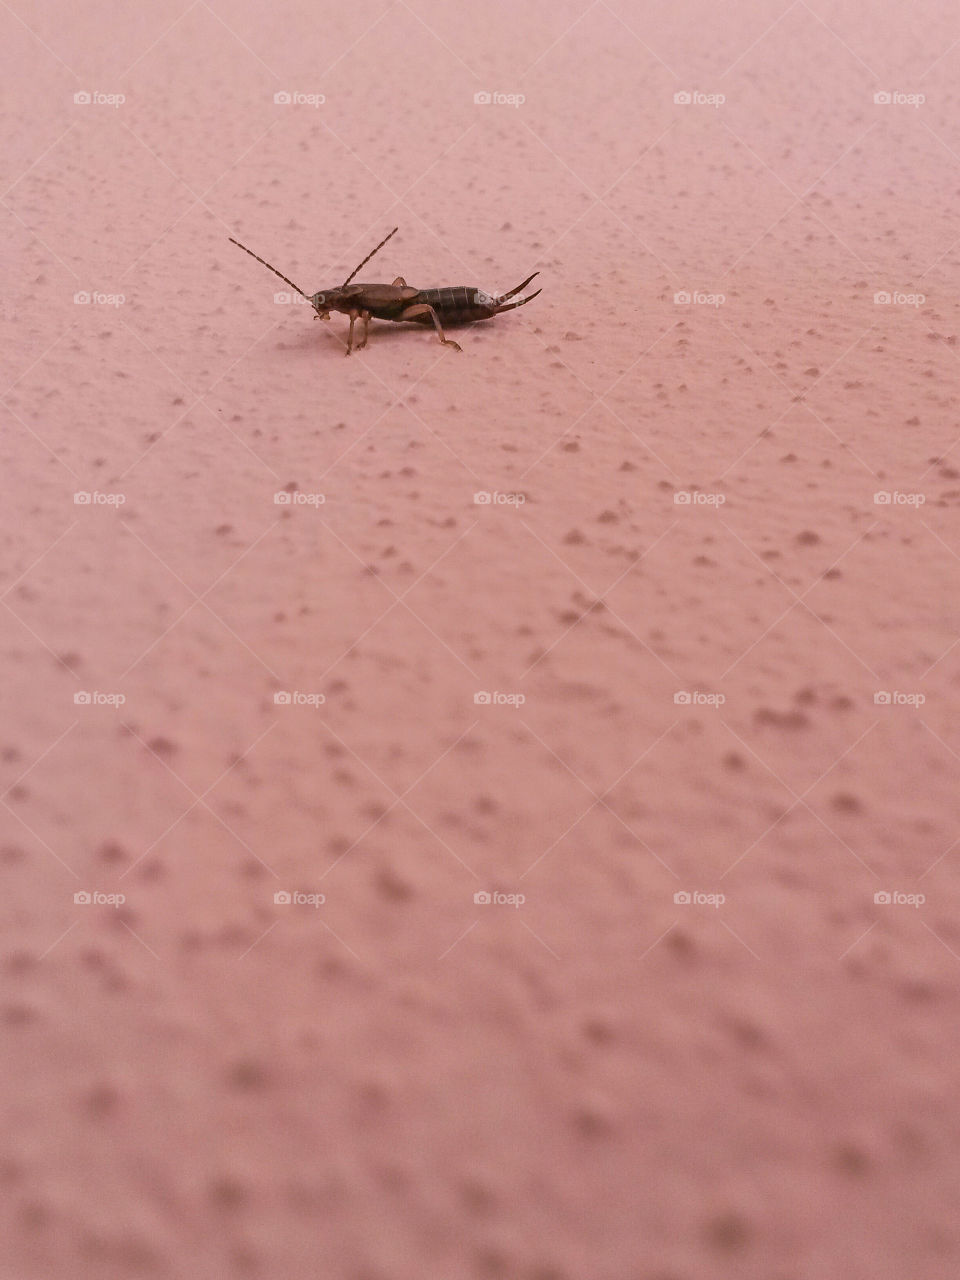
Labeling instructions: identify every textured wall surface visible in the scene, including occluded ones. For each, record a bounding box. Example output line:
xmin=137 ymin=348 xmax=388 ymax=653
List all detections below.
xmin=2 ymin=2 xmax=960 ymax=1277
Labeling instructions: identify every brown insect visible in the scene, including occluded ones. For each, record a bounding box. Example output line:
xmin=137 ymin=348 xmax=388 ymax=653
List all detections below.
xmin=228 ymin=227 xmax=541 ymax=355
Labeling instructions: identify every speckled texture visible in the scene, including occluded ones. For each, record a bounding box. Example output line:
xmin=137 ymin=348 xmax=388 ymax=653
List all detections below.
xmin=3 ymin=2 xmax=960 ymax=1277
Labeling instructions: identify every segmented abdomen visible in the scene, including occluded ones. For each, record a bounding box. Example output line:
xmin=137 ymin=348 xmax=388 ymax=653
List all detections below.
xmin=414 ymin=286 xmax=495 ymax=322
xmin=417 ymin=287 xmax=476 ymax=311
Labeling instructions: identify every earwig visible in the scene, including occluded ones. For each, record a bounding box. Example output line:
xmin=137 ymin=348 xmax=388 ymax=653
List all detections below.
xmin=228 ymin=227 xmax=541 ymax=355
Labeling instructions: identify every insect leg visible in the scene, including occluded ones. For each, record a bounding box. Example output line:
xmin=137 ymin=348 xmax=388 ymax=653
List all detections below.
xmin=398 ymin=303 xmax=462 ymax=352
xmin=345 ymin=310 xmax=359 ymax=356
xmin=356 ymin=310 xmax=372 ymax=351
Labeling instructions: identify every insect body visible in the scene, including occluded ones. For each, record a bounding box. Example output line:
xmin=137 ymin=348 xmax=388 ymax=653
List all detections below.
xmin=228 ymin=227 xmax=541 ymax=355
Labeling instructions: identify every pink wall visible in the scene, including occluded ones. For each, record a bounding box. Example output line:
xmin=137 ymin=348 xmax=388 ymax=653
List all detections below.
xmin=3 ymin=2 xmax=960 ymax=1276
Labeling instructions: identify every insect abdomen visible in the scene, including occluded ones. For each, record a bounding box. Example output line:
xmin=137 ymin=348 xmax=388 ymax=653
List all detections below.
xmin=416 ymin=287 xmax=474 ymax=310
xmin=414 ymin=286 xmax=497 ymax=323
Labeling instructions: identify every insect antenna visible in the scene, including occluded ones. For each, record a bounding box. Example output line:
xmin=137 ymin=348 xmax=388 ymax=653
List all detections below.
xmin=341 ymin=227 xmax=399 ymax=287
xmin=228 ymin=238 xmax=312 ymax=303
